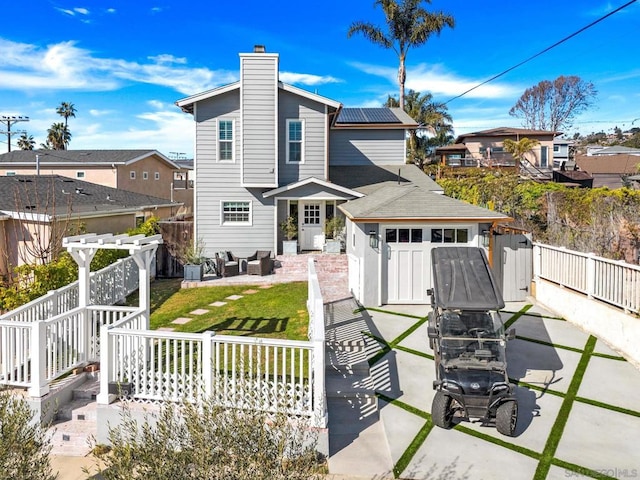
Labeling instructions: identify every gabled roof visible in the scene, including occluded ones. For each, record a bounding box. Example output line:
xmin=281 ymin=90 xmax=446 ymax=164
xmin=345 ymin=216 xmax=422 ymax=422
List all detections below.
xmin=329 ymin=164 xmax=443 ymax=195
xmin=455 ymin=127 xmax=560 ymax=143
xmin=176 ymin=81 xmax=342 ymax=114
xmin=262 ymin=177 xmax=363 ymax=199
xmin=0 ymin=175 xmax=179 ymax=220
xmin=338 ymin=184 xmax=510 ymax=222
xmin=0 ymin=150 xmax=180 ymax=169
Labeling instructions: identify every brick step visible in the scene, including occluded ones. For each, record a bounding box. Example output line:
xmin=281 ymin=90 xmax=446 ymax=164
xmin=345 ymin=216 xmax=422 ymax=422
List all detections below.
xmin=48 ymin=417 xmax=96 ymax=457
xmin=55 ymin=398 xmax=98 ymax=422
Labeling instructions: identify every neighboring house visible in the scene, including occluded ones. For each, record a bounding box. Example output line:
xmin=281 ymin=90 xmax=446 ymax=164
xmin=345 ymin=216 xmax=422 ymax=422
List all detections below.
xmin=176 ymin=46 xmax=510 ymax=305
xmin=0 ymin=174 xmax=182 ymax=278
xmin=587 ymin=145 xmax=640 ymax=156
xmin=553 ymin=138 xmax=574 ymax=169
xmin=0 ymin=149 xmax=193 ymax=212
xmin=435 ymin=127 xmax=560 ymax=170
xmin=575 ymin=154 xmax=640 ymax=189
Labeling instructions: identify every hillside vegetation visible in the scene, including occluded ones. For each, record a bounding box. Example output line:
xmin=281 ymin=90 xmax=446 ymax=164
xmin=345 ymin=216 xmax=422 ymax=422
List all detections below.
xmin=437 ymin=171 xmax=640 ymax=263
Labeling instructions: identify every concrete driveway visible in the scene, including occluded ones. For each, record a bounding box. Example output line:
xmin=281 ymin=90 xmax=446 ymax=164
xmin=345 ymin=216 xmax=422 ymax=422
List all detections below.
xmin=326 ymin=301 xmax=640 ymax=480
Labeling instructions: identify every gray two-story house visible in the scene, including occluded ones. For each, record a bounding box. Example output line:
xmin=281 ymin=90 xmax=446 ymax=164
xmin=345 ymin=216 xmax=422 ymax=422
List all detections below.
xmin=176 ymin=46 xmax=510 ymax=305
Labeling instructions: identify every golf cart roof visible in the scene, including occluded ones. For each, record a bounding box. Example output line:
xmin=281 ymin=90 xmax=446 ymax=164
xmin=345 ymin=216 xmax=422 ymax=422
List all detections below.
xmin=431 ymin=247 xmax=505 ymax=310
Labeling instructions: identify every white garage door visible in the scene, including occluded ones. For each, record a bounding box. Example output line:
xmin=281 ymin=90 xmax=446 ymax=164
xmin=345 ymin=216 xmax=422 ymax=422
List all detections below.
xmin=383 ymin=226 xmax=475 ymax=304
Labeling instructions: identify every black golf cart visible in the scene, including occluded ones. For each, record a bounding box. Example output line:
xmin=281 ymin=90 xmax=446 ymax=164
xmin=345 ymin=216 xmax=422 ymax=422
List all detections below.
xmin=427 ymin=247 xmax=518 ymax=436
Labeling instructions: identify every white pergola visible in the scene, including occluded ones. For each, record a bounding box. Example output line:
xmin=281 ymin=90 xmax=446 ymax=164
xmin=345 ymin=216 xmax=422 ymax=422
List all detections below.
xmin=63 ymin=233 xmax=163 ymax=316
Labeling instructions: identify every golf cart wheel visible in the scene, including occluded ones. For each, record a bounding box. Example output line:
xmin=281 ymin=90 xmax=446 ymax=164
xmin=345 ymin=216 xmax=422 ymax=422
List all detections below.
xmin=431 ymin=391 xmax=454 ymax=429
xmin=496 ymin=400 xmax=518 ymax=436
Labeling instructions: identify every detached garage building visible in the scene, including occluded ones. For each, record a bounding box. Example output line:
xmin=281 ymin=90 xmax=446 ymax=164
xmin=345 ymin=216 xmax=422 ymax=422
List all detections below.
xmin=339 ymin=181 xmax=511 ymax=306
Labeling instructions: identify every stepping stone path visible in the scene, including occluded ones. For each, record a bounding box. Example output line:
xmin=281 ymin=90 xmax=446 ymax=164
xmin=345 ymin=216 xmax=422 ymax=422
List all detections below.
xmin=225 ymin=295 xmax=243 ymax=301
xmin=190 ymin=309 xmax=210 ymax=315
xmin=209 ymin=301 xmax=227 ymax=307
xmin=172 ymin=317 xmax=192 ymax=325
xmin=157 ymin=327 xmax=176 ymax=332
xmin=242 ymin=289 xmax=259 ymax=294
xmin=259 ymin=285 xmax=272 ymax=289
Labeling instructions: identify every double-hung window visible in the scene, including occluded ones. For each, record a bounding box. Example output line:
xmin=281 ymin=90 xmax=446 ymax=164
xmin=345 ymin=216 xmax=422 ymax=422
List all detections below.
xmin=218 ymin=119 xmax=234 ymax=162
xmin=286 ymin=119 xmax=304 ymax=163
xmin=221 ymin=201 xmax=251 ymax=225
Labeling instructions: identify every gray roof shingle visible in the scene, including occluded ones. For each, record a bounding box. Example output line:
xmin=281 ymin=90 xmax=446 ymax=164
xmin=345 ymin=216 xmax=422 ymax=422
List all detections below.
xmin=339 ymin=184 xmax=510 ymax=221
xmin=0 ymin=175 xmax=178 ymax=216
xmin=0 ymin=149 xmax=178 ymax=167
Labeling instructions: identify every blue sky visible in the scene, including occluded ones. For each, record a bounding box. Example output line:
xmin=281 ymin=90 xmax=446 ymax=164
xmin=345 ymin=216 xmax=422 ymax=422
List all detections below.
xmin=1 ymin=0 xmax=639 ymax=158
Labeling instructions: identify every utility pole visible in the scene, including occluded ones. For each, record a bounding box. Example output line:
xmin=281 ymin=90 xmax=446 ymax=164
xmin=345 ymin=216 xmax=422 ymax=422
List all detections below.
xmin=0 ymin=115 xmax=30 ymax=152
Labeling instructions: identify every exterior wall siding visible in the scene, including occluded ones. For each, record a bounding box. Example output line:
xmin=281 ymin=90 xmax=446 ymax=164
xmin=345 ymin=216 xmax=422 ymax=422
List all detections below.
xmin=240 ymin=54 xmax=277 ymax=186
xmin=329 ymin=129 xmax=406 ymax=166
xmin=194 ymin=91 xmax=275 ymax=257
xmin=278 ymin=91 xmax=327 ymax=184
xmin=116 ymin=156 xmax=178 ymax=200
xmin=464 ymin=135 xmax=556 ymax=167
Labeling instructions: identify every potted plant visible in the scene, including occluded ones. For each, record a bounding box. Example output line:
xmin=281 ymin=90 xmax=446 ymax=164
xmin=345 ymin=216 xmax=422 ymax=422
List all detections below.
xmin=182 ymin=238 xmax=206 ymax=281
xmin=280 ymin=215 xmax=298 ymax=255
xmin=324 ymin=215 xmax=345 ymax=254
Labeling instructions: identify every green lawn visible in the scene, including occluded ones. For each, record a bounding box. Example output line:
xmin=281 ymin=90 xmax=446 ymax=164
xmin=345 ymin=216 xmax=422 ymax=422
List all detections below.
xmin=129 ymin=279 xmax=310 ymax=341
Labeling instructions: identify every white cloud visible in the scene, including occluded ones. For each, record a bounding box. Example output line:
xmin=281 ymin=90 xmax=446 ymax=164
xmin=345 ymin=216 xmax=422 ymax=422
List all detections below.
xmin=74 ymin=8 xmax=89 ymax=15
xmin=280 ymin=72 xmax=341 ymax=86
xmin=0 ymin=38 xmax=234 ymax=94
xmin=348 ymin=60 xmax=520 ymax=100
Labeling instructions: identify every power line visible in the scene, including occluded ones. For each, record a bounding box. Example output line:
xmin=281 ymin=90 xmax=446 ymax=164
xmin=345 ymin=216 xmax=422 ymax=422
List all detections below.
xmin=443 ymin=0 xmax=638 ymax=105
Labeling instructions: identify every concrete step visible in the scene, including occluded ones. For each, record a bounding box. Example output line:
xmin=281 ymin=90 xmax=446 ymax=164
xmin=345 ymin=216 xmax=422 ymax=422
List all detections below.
xmin=48 ymin=416 xmax=96 ymax=457
xmin=55 ymin=398 xmax=98 ymax=422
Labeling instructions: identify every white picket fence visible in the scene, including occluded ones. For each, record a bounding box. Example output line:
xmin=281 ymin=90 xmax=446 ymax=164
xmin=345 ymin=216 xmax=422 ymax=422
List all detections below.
xmin=534 ymin=243 xmax=640 ymax=314
xmin=0 ymin=257 xmax=140 ymax=396
xmin=97 ymin=258 xmax=327 ymax=426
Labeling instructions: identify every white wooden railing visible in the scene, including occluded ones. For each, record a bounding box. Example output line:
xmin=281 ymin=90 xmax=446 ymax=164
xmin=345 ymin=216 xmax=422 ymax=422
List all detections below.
xmin=534 ymin=243 xmax=640 ymax=314
xmin=0 ymin=257 xmax=139 ymax=324
xmin=97 ymin=257 xmax=328 ymax=426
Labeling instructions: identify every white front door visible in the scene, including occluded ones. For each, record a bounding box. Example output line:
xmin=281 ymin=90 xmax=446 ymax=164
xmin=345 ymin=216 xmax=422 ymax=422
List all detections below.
xmin=299 ymin=202 xmax=324 ymax=250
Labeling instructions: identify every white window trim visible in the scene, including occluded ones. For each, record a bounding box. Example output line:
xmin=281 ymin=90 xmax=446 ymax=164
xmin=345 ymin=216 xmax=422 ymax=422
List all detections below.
xmin=154 ymin=172 xmax=160 ymax=180
xmin=286 ymin=119 xmax=305 ymax=164
xmin=142 ymin=171 xmax=149 ymax=180
xmin=218 ymin=119 xmax=235 ymax=163
xmin=130 ymin=171 xmax=136 ymax=179
xmin=220 ymin=200 xmax=252 ymax=226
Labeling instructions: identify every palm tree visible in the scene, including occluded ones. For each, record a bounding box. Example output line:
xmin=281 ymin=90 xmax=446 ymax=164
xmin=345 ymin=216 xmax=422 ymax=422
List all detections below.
xmin=503 ymin=137 xmax=540 ymax=170
xmin=56 ymin=102 xmax=76 ymax=129
xmin=46 ymin=123 xmax=71 ymax=150
xmin=385 ymin=89 xmax=453 ymax=166
xmin=17 ymin=133 xmax=36 ymax=150
xmin=348 ymin=0 xmax=454 ymax=109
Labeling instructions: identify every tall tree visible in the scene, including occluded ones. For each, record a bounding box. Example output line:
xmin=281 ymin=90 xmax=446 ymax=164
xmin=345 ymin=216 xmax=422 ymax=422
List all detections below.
xmin=348 ymin=0 xmax=454 ymax=109
xmin=509 ymin=76 xmax=597 ymax=132
xmin=56 ymin=101 xmax=76 ymax=129
xmin=503 ymin=137 xmax=540 ymax=170
xmin=45 ymin=122 xmax=71 ymax=150
xmin=17 ymin=133 xmax=35 ymax=150
xmin=385 ymin=89 xmax=453 ymax=166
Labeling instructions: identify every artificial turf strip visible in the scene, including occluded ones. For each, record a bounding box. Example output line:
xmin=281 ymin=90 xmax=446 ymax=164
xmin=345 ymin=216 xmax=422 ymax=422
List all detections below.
xmin=364 ymin=307 xmax=424 ymax=320
xmin=509 ymin=378 xmax=566 ymax=399
xmin=503 ymin=304 xmax=533 ymax=330
xmin=515 ymin=335 xmax=585 ymax=354
xmin=591 ymin=352 xmax=627 ymax=361
xmin=575 ymin=396 xmax=640 ymax=418
xmin=551 ymin=458 xmax=618 ymax=480
xmin=453 ymin=424 xmax=541 ymax=460
xmin=501 ymin=310 xmax=565 ymax=321
xmin=394 ymin=344 xmax=434 ymax=360
xmin=533 ymin=335 xmax=597 ymax=480
xmin=393 ymin=419 xmax=434 ymax=478
xmin=389 ymin=316 xmax=429 ymax=346
xmin=377 ymin=392 xmax=429 ymax=420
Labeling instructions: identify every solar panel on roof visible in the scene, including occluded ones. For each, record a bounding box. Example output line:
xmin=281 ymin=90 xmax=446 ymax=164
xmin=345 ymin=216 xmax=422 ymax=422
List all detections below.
xmin=337 ymin=108 xmax=400 ymax=124
xmin=363 ymin=108 xmax=399 ymax=123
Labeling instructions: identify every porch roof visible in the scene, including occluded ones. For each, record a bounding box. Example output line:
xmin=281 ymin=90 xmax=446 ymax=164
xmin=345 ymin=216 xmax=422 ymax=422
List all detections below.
xmin=338 ymin=184 xmax=511 ymax=222
xmin=262 ymin=177 xmax=363 ymax=199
